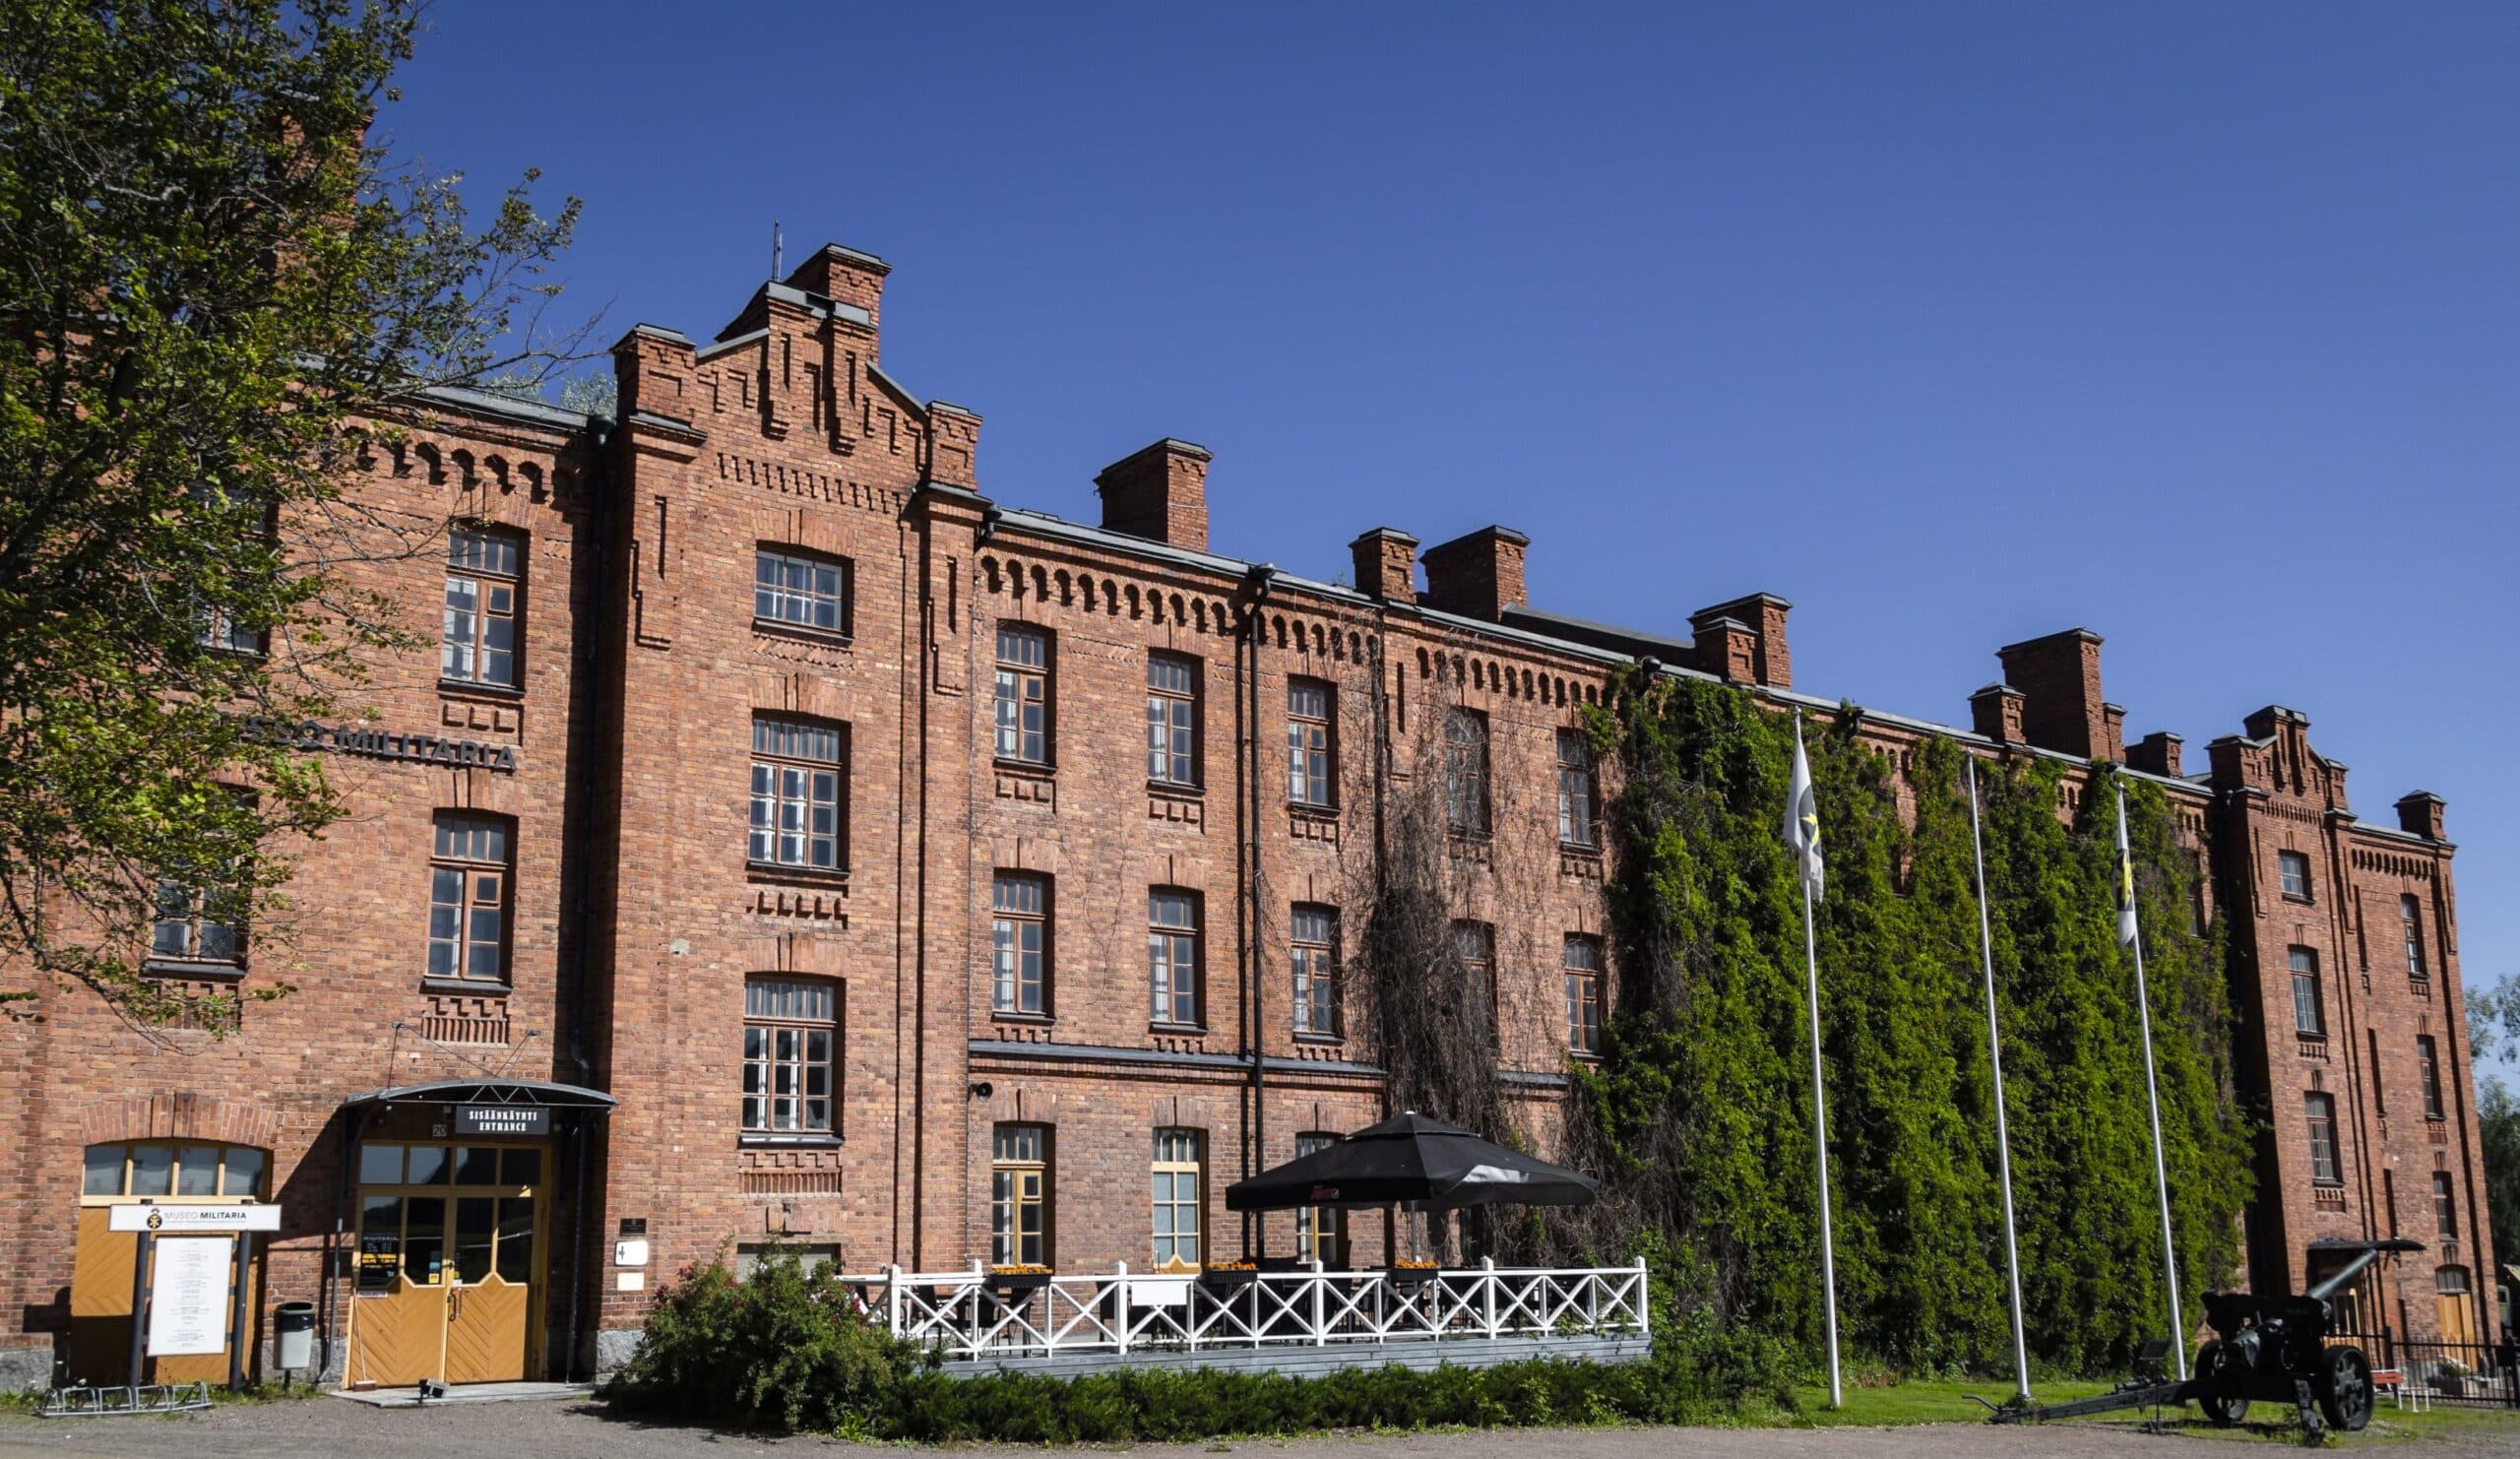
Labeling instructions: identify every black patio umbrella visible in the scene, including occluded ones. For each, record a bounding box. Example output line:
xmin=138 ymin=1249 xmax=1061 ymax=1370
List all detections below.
xmin=1225 ymin=1111 xmax=1600 ymax=1213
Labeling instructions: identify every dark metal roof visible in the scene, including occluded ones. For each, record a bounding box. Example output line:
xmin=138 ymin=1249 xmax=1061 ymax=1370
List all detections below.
xmin=1500 ymin=604 xmax=1693 ymax=661
xmin=342 ymin=1078 xmax=618 ymax=1110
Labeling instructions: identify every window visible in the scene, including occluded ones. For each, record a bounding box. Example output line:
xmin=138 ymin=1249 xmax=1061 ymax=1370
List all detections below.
xmin=991 ymin=874 xmax=1049 ymax=1016
xmin=2419 ymin=1035 xmax=2445 ymax=1119
xmin=426 ymin=814 xmax=510 ymax=983
xmin=1291 ymin=906 xmax=1340 ymax=1038
xmin=192 ymin=483 xmax=267 ymax=655
xmin=2401 ymin=895 xmax=2426 ymax=977
xmin=1294 ymin=1132 xmax=1346 ymax=1267
xmin=82 ymin=1142 xmax=266 ymax=1200
xmin=1556 ymin=730 xmax=1599 ymax=849
xmin=1151 ymin=1127 xmax=1204 ymax=1271
xmin=1551 ymin=735 xmax=1592 ymax=852
xmin=1564 ymin=936 xmax=1604 ymax=1055
xmin=151 ymin=876 xmax=243 ymax=968
xmin=991 ymin=1125 xmax=1050 ymax=1267
xmin=1444 ymin=709 xmax=1489 ymax=834
xmin=1454 ymin=920 xmax=1497 ymax=1047
xmin=755 ymin=547 xmax=850 ymax=636
xmin=2305 ymin=1093 xmax=2341 ymax=1184
xmin=993 ymin=627 xmax=1051 ymax=765
xmin=750 ymin=716 xmax=846 ymax=871
xmin=1148 ymin=890 xmax=1201 ymax=1027
xmin=2290 ymin=947 xmax=2324 ymax=1037
xmin=201 ymin=603 xmax=262 ymax=656
xmin=2432 ymin=1172 xmax=2457 ymax=1238
xmin=442 ymin=526 xmax=523 ymax=688
xmin=2278 ymin=850 xmax=2311 ymax=901
xmin=1146 ymin=655 xmax=1200 ymax=787
xmin=742 ymin=977 xmax=838 ymax=1135
xmin=1287 ymin=679 xmax=1334 ymax=807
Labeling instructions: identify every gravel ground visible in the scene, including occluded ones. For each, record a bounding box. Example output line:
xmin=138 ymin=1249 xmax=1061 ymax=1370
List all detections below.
xmin=1 ymin=1400 xmax=2516 ymax=1459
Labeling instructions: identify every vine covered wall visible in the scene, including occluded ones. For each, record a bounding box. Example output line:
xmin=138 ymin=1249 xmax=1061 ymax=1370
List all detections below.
xmin=1547 ymin=673 xmax=2254 ymax=1374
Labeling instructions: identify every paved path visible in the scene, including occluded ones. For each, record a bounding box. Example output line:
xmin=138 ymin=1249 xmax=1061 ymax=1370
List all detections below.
xmin=0 ymin=1399 xmax=2513 ymax=1456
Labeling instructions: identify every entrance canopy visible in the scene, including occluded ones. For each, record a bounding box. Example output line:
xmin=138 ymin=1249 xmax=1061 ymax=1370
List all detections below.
xmin=341 ymin=1078 xmax=618 ymax=1112
xmin=1226 ymin=1111 xmax=1599 ymax=1213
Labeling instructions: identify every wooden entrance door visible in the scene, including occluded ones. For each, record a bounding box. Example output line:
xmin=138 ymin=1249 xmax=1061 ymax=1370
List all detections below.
xmin=347 ymin=1140 xmax=544 ymax=1386
xmin=2437 ymin=1266 xmax=2478 ymax=1348
xmin=68 ymin=1142 xmax=268 ymax=1386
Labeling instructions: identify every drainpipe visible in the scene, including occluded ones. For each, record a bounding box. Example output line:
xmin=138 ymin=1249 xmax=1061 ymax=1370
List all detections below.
xmin=1238 ymin=564 xmax=1276 ymax=1256
xmin=562 ymin=416 xmax=616 ymax=1379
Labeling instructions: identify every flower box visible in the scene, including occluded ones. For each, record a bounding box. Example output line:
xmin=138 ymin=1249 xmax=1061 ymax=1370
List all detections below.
xmin=1199 ymin=1263 xmax=1258 ymax=1293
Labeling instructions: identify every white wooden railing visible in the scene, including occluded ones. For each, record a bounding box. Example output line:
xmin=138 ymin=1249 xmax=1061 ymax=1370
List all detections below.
xmin=842 ymin=1258 xmax=1650 ymax=1362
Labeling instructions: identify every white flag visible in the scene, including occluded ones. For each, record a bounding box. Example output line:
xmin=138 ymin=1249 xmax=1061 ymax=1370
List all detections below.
xmin=2114 ymin=787 xmax=2139 ymax=947
xmin=1785 ymin=716 xmax=1823 ymax=901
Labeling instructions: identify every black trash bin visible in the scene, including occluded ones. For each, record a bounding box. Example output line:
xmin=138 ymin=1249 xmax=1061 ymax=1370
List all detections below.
xmin=274 ymin=1301 xmax=316 ymax=1372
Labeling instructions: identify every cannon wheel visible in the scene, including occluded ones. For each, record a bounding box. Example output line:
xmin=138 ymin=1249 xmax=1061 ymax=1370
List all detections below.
xmin=2317 ymin=1346 xmax=2374 ymax=1432
xmin=2192 ymin=1339 xmax=2249 ymax=1427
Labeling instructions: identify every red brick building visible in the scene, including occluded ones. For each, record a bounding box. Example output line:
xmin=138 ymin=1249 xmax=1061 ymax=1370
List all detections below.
xmin=0 ymin=243 xmax=2493 ymax=1387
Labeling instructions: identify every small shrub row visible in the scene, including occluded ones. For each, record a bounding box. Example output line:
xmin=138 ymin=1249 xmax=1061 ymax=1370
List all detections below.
xmin=599 ymin=1251 xmax=1798 ymax=1439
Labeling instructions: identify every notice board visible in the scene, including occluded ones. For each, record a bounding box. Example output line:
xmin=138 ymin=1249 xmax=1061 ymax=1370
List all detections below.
xmin=147 ymin=1236 xmax=232 ymax=1357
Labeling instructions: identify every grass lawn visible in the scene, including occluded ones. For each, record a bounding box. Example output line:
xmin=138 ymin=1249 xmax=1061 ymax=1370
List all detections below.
xmin=1788 ymin=1378 xmax=2112 ymax=1426
xmin=1785 ymin=1378 xmax=2520 ymax=1445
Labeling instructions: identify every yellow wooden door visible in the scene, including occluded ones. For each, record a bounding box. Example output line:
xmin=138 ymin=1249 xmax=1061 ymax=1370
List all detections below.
xmin=440 ymin=1192 xmax=535 ymax=1382
xmin=67 ymin=1209 xmax=261 ymax=1386
xmin=349 ymin=1141 xmax=544 ymax=1386
xmin=66 ymin=1207 xmax=134 ymax=1384
xmin=347 ymin=1274 xmax=449 ymax=1387
xmin=442 ymin=1277 xmax=530 ymax=1382
xmin=2438 ymin=1268 xmax=2479 ymax=1348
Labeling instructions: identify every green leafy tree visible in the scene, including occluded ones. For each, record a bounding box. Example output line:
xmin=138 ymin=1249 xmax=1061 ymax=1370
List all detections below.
xmin=2466 ymin=981 xmax=2520 ymax=1282
xmin=0 ymin=0 xmax=584 ymax=1023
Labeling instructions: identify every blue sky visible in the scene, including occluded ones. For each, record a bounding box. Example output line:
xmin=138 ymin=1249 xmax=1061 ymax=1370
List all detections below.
xmin=387 ymin=2 xmax=2516 ymax=1072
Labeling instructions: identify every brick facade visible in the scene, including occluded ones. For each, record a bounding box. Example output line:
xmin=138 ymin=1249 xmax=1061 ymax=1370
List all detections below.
xmin=0 ymin=242 xmax=2493 ymax=1385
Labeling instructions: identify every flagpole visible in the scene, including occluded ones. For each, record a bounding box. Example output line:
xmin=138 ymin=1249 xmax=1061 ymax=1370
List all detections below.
xmin=1965 ymin=757 xmax=2032 ymax=1404
xmin=2119 ymin=782 xmax=2187 ymax=1382
xmin=1799 ymin=876 xmax=1842 ymax=1409
xmin=1792 ymin=714 xmax=1843 ymax=1410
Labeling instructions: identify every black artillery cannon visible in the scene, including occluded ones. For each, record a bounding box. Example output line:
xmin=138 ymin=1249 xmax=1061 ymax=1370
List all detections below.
xmin=1988 ymin=1237 xmax=2423 ymax=1442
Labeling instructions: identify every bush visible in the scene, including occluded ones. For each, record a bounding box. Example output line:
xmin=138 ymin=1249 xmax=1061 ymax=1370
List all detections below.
xmin=603 ymin=1250 xmax=1796 ymax=1439
xmin=599 ymin=1248 xmax=926 ymax=1434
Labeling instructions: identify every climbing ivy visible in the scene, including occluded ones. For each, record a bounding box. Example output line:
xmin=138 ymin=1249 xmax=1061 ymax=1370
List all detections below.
xmin=1549 ymin=673 xmax=2253 ymax=1375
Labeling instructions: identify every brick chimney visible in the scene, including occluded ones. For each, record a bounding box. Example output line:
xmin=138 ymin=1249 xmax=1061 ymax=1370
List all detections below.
xmin=2099 ymin=702 xmax=2127 ymax=763
xmin=2127 ymin=730 xmax=2184 ymax=779
xmin=1350 ymin=528 xmax=1418 ymax=603
xmin=1995 ymin=628 xmax=2108 ymax=759
xmin=1971 ymin=682 xmax=2026 ymax=745
xmin=1096 ymin=439 xmax=1212 ymax=552
xmin=1688 ymin=594 xmax=1793 ymax=689
xmin=784 ymin=242 xmax=890 ymax=343
xmin=2396 ymin=791 xmax=2446 ymax=841
xmin=1695 ymin=617 xmax=1758 ymax=683
xmin=1420 ymin=526 xmax=1529 ymax=621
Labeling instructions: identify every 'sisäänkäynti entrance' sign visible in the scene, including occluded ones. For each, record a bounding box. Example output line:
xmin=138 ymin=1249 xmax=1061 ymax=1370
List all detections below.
xmin=455 ymin=1105 xmax=550 ymax=1137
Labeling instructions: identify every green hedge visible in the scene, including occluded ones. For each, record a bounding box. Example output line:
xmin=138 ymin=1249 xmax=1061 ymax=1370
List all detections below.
xmin=601 ymin=1249 xmax=1796 ymax=1439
